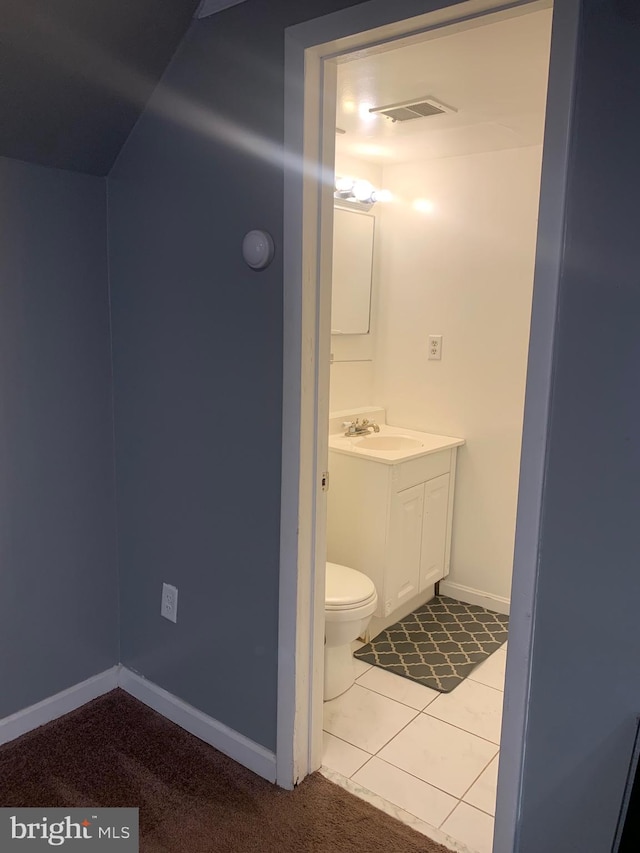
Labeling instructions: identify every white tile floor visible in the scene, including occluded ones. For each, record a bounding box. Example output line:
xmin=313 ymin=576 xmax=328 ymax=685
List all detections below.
xmin=322 ymin=642 xmax=507 ymax=853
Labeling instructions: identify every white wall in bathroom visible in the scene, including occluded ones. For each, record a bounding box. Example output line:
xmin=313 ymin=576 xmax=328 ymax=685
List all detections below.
xmin=374 ymin=145 xmax=544 ymax=607
xmin=329 ymin=360 xmax=375 ymax=411
xmin=329 ymin=150 xmax=383 ymax=413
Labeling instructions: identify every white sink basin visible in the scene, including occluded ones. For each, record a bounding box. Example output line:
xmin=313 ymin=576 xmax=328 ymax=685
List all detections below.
xmin=355 ymin=435 xmax=423 ymax=451
xmin=328 ymin=413 xmax=464 ymax=464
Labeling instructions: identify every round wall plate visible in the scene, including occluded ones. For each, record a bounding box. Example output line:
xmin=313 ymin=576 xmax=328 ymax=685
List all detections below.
xmin=242 ymin=230 xmax=275 ymax=270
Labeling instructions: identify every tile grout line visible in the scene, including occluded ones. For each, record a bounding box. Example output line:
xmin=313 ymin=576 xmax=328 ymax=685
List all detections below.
xmin=464 ymin=676 xmax=506 ymax=694
xmin=445 ymin=798 xmax=498 ymax=831
xmin=323 ymin=728 xmax=374 ymax=757
xmin=418 ymin=707 xmax=503 ymax=747
xmin=372 ymin=706 xmax=423 ymax=754
xmin=346 ymin=752 xmax=377 ymax=781
xmin=361 ymin=753 xmax=467 ymax=814
xmin=437 ymin=798 xmax=461 ymax=830
xmin=353 ymin=676 xmax=441 ymax=713
xmin=458 ymin=800 xmax=496 ymax=820
xmin=457 ymin=752 xmax=500 ymax=808
xmin=349 ymin=673 xmax=503 ymax=728
xmin=325 ymin=684 xmax=423 ymax=753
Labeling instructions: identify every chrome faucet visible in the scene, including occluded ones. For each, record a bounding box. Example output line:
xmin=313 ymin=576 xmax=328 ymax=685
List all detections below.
xmin=343 ymin=418 xmax=381 ymax=437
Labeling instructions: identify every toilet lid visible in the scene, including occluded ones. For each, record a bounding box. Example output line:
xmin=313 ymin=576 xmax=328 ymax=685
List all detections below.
xmin=326 ymin=561 xmax=377 ymax=609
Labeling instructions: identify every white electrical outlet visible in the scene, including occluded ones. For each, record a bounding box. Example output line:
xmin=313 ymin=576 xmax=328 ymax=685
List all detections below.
xmin=428 ymin=334 xmax=443 ymax=360
xmin=161 ymin=583 xmax=178 ymax=623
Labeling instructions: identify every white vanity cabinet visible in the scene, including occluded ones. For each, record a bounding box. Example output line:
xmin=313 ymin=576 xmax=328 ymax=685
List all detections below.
xmin=326 ymin=442 xmax=459 ymax=621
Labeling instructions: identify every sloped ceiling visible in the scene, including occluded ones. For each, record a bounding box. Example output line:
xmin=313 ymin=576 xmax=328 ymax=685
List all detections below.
xmin=195 ymin=0 xmax=247 ymax=16
xmin=0 ymin=0 xmax=201 ymax=176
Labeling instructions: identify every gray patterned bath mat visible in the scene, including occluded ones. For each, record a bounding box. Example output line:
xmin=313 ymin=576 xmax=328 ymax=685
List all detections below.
xmin=354 ymin=595 xmax=508 ymax=692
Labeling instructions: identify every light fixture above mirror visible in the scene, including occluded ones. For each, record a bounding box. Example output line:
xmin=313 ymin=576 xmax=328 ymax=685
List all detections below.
xmin=334 ymin=176 xmax=391 ymax=207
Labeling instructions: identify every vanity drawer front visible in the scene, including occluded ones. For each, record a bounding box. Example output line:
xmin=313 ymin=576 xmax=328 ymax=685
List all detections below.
xmin=393 ymin=450 xmax=451 ymax=492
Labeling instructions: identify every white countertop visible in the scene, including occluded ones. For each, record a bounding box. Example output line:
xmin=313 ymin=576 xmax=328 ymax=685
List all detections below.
xmin=328 ymin=423 xmax=464 ymax=465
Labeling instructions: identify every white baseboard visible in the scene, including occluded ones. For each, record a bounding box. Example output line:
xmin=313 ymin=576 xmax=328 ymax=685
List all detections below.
xmin=0 ymin=665 xmax=277 ymax=787
xmin=118 ymin=668 xmax=276 ymax=783
xmin=0 ymin=667 xmax=120 ymax=746
xmin=439 ymin=580 xmax=510 ymax=615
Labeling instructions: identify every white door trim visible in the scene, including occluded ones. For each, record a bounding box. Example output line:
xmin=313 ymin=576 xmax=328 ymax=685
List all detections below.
xmin=278 ymin=3 xmax=580 ymax=852
xmin=493 ymin=1 xmax=581 ymax=848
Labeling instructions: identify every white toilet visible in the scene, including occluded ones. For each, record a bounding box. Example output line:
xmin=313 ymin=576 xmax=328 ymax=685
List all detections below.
xmin=324 ymin=561 xmax=377 ymax=701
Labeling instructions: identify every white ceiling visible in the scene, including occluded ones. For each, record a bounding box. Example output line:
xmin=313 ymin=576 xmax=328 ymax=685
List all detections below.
xmin=335 ymin=7 xmax=553 ymax=165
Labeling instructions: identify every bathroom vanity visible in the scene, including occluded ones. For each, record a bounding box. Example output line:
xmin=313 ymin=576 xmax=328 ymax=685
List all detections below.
xmin=327 ymin=410 xmax=464 ymax=633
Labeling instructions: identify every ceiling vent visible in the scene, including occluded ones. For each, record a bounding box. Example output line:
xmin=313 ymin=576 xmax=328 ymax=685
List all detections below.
xmin=369 ymin=97 xmax=456 ymax=123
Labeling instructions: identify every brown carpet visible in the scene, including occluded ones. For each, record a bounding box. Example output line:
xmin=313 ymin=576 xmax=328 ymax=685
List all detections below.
xmin=0 ymin=690 xmax=450 ymax=852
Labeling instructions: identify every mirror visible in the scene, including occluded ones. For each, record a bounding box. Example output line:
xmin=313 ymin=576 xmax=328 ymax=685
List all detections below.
xmin=331 ymin=206 xmax=375 ymax=335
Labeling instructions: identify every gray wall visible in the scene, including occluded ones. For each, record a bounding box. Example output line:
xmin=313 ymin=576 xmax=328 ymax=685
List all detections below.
xmin=0 ymin=157 xmax=118 ymax=717
xmin=108 ymin=0 xmax=362 ymax=752
xmin=517 ymin=1 xmax=640 ymax=850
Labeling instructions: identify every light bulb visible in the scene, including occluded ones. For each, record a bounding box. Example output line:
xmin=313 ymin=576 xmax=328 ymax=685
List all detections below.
xmin=372 ymin=189 xmax=393 ymax=203
xmin=335 ymin=176 xmax=354 ymax=193
xmin=358 ymin=102 xmax=375 ymax=121
xmin=353 ymin=180 xmax=374 ymax=202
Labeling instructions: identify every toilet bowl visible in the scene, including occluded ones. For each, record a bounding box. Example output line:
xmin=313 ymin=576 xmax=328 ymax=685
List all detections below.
xmin=324 ymin=561 xmax=377 ymax=701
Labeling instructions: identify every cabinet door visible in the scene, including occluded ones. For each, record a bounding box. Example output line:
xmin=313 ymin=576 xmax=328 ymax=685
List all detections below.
xmin=420 ymin=473 xmax=450 ymax=590
xmin=386 ymin=483 xmax=424 ymax=616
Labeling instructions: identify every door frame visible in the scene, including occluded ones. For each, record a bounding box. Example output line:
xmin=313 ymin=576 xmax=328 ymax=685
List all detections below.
xmin=277 ymin=1 xmax=580 ymax=850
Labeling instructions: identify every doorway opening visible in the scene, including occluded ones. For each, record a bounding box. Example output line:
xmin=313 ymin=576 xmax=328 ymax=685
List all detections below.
xmin=323 ymin=7 xmax=552 ymax=851
xmin=279 ymin=1 xmax=579 ymax=852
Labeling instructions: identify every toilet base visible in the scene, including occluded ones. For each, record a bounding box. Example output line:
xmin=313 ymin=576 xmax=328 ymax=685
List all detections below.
xmin=324 ymin=642 xmax=356 ymax=701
